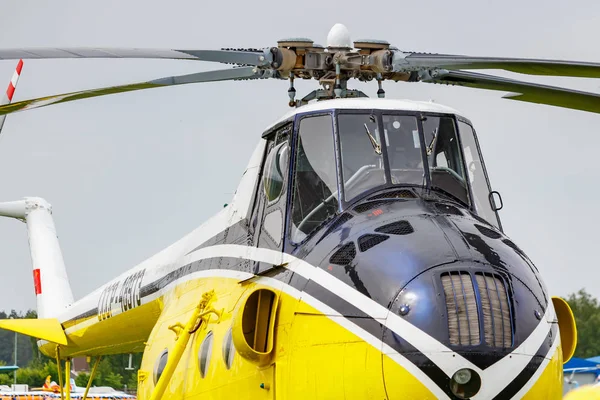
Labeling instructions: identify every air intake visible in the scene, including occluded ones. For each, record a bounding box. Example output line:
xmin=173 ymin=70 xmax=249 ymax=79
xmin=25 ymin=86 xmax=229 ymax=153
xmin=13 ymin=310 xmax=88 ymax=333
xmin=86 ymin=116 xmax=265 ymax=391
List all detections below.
xmin=375 ymin=220 xmax=414 ymax=235
xmin=357 ymin=234 xmax=389 ymax=252
xmin=329 ymin=242 xmax=357 ymax=266
xmin=475 ymin=273 xmax=513 ymax=348
xmin=368 ymin=189 xmax=416 ymax=200
xmin=353 ymin=200 xmax=393 ymax=213
xmin=441 ymin=272 xmax=480 ymax=346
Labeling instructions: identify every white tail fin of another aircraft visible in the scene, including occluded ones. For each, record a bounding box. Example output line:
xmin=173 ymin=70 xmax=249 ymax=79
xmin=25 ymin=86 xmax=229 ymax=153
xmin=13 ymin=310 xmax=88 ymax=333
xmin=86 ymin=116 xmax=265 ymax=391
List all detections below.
xmin=0 ymin=59 xmax=23 ymax=135
xmin=0 ymin=61 xmax=74 ymax=319
xmin=0 ymin=197 xmax=74 ymax=318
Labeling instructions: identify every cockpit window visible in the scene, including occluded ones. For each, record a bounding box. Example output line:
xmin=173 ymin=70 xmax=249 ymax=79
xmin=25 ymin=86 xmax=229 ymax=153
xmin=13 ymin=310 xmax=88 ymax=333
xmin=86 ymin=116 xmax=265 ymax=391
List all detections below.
xmin=290 ymin=115 xmax=338 ymax=243
xmin=263 ymin=142 xmax=289 ymax=203
xmin=338 ymin=114 xmax=386 ymax=201
xmin=425 ymin=116 xmax=470 ymax=205
xmin=285 ymin=109 xmax=499 ymax=243
xmin=382 ymin=115 xmax=424 ymax=186
xmin=457 ymin=121 xmax=500 ymax=227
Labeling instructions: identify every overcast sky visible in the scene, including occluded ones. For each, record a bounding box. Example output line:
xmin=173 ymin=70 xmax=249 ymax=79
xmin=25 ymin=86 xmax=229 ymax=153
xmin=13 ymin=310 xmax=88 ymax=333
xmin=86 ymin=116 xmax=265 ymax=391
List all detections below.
xmin=0 ymin=0 xmax=598 ymax=312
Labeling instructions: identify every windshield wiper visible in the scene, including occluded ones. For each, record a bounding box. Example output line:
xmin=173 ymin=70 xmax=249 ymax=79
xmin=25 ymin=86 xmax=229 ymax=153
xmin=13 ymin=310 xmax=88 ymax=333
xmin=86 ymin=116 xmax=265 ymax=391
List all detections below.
xmin=363 ymin=123 xmax=381 ymax=155
xmin=426 ymin=128 xmax=437 ymax=156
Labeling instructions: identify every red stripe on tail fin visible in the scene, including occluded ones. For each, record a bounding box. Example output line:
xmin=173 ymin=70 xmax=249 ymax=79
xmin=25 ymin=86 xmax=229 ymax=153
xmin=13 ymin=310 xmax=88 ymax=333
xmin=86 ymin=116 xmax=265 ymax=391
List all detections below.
xmin=33 ymin=269 xmax=42 ymax=295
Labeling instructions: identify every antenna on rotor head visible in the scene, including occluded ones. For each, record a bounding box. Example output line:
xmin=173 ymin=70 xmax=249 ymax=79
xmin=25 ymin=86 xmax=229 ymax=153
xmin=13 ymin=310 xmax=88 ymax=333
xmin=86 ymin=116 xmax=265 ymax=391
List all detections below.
xmin=326 ymin=23 xmax=352 ymax=50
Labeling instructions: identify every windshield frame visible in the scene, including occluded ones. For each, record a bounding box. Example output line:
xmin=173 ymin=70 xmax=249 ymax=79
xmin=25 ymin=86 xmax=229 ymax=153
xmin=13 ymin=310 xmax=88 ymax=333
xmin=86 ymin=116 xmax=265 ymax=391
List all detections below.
xmin=286 ymin=110 xmax=341 ymax=246
xmin=455 ymin=114 xmax=503 ymax=230
xmin=283 ymin=107 xmax=498 ymax=247
xmin=421 ymin=112 xmax=475 ymax=209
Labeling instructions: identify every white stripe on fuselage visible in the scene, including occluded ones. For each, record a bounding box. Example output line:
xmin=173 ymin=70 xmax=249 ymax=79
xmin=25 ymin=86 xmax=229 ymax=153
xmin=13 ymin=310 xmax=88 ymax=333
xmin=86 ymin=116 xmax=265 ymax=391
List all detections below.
xmin=510 ymin=332 xmax=560 ymax=400
xmin=67 ymin=268 xmax=452 ymax=400
xmin=182 ymin=244 xmax=557 ymax=400
xmin=58 ymin=243 xmax=556 ymax=400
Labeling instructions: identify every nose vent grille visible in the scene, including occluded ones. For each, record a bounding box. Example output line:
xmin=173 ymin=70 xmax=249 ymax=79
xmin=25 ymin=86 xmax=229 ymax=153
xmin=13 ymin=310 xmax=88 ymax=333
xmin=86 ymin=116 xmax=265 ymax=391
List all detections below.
xmin=375 ymin=220 xmax=414 ymax=235
xmin=441 ymin=271 xmax=513 ymax=348
xmin=368 ymin=189 xmax=416 ymax=200
xmin=357 ymin=234 xmax=389 ymax=252
xmin=475 ymin=273 xmax=513 ymax=348
xmin=329 ymin=242 xmax=357 ymax=266
xmin=441 ymin=272 xmax=480 ymax=346
xmin=353 ymin=200 xmax=391 ymax=213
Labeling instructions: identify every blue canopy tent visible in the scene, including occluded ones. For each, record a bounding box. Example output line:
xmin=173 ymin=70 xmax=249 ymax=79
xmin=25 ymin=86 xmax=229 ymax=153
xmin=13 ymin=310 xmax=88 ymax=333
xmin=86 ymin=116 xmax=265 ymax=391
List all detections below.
xmin=565 ymin=357 xmax=600 ymax=374
xmin=564 ymin=357 xmax=600 ymax=393
xmin=587 ymin=356 xmax=600 ymax=365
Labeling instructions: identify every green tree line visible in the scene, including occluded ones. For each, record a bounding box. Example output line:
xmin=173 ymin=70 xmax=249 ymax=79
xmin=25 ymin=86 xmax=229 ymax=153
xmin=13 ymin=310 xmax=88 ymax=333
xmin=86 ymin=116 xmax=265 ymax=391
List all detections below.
xmin=566 ymin=289 xmax=600 ymax=359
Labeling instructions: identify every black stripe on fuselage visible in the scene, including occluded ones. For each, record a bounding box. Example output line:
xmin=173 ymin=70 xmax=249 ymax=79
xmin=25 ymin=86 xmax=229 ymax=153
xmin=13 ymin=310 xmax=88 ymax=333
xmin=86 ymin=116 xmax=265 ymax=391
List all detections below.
xmin=64 ymin=307 xmax=99 ymax=327
xmin=491 ymin=323 xmax=559 ymax=400
xmin=62 ymin=250 xmax=556 ymax=399
xmin=63 ymin=253 xmax=287 ymax=326
xmin=302 ymin=277 xmax=457 ymax=398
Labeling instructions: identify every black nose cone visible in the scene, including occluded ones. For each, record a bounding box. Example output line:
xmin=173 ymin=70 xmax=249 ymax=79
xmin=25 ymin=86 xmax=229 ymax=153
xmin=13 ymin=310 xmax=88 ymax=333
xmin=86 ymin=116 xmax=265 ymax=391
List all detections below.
xmin=296 ymin=192 xmax=550 ymax=357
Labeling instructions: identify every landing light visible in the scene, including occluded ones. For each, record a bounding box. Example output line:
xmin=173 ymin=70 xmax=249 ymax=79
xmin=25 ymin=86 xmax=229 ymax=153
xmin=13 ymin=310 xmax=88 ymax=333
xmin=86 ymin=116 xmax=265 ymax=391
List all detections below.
xmin=450 ymin=368 xmax=481 ymax=399
xmin=453 ymin=368 xmax=472 ymax=385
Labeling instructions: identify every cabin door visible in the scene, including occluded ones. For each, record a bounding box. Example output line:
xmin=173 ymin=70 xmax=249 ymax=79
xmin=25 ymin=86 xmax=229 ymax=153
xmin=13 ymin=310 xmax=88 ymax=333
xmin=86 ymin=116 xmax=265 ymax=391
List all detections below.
xmin=249 ymin=123 xmax=292 ymax=273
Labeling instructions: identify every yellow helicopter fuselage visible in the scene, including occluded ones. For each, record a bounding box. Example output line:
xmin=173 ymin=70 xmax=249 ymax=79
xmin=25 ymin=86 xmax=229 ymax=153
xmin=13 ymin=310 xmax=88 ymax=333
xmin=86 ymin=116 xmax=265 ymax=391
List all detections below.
xmin=2 ymin=99 xmax=578 ymax=400
xmin=38 ymin=270 xmax=566 ymax=400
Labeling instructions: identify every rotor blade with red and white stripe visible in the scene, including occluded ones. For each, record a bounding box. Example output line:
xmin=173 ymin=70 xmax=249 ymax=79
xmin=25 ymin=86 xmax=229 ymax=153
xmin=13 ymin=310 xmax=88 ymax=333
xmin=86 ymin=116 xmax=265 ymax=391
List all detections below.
xmin=0 ymin=59 xmax=24 ymax=134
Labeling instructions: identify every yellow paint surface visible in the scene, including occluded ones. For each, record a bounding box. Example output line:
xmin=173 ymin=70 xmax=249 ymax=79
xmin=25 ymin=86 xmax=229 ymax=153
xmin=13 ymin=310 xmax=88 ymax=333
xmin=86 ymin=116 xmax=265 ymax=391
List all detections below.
xmin=23 ymin=274 xmax=567 ymax=399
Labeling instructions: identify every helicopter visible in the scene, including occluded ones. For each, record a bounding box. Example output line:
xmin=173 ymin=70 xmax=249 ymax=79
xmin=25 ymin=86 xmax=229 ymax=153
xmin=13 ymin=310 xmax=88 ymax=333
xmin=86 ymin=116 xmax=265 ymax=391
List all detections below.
xmin=0 ymin=22 xmax=595 ymax=399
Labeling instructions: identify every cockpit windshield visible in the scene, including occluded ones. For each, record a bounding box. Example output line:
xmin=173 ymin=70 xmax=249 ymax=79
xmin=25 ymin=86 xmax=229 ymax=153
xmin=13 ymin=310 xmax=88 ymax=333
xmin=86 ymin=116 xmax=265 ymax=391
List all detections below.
xmin=337 ymin=112 xmax=470 ymax=207
xmin=382 ymin=115 xmax=425 ymax=186
xmin=287 ymin=109 xmax=499 ymax=244
xmin=338 ymin=114 xmax=386 ymax=201
xmin=424 ymin=115 xmax=470 ymax=206
xmin=290 ymin=115 xmax=338 ymax=243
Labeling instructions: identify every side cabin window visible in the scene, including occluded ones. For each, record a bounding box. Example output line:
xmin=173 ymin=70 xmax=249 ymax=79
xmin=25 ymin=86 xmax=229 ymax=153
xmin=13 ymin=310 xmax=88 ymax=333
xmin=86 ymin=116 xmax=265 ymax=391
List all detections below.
xmin=263 ymin=141 xmax=289 ymax=203
xmin=425 ymin=116 xmax=470 ymax=206
xmin=457 ymin=120 xmax=501 ymax=228
xmin=290 ymin=115 xmax=338 ymax=243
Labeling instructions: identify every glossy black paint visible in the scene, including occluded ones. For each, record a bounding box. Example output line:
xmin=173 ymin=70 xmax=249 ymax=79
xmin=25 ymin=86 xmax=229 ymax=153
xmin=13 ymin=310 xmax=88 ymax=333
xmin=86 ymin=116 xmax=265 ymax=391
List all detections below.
xmin=290 ymin=186 xmax=550 ymax=367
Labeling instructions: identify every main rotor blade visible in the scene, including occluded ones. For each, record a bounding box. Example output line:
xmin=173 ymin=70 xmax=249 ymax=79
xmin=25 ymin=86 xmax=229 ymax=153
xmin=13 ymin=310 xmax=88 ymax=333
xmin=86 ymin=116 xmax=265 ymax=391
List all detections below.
xmin=393 ymin=52 xmax=600 ymax=78
xmin=0 ymin=48 xmax=275 ymax=67
xmin=421 ymin=70 xmax=600 ymax=114
xmin=0 ymin=59 xmax=24 ymax=133
xmin=0 ymin=67 xmax=275 ymax=116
